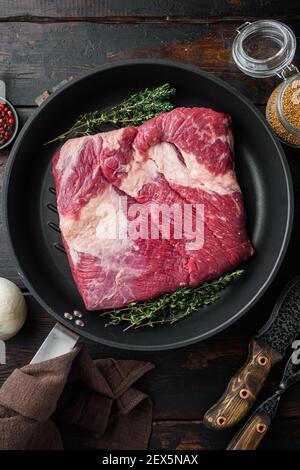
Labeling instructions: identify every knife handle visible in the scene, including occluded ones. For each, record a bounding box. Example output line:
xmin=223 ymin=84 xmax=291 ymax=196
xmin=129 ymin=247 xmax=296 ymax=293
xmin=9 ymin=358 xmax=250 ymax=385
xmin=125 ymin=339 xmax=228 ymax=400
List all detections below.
xmin=203 ymin=339 xmax=282 ymax=430
xmin=226 ymin=409 xmax=271 ymax=450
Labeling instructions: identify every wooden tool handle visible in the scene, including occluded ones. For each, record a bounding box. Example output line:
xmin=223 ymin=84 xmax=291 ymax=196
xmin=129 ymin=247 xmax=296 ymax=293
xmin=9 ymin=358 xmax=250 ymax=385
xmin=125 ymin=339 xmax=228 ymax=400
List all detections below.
xmin=35 ymin=76 xmax=74 ymax=106
xmin=226 ymin=410 xmax=271 ymax=450
xmin=203 ymin=339 xmax=281 ymax=430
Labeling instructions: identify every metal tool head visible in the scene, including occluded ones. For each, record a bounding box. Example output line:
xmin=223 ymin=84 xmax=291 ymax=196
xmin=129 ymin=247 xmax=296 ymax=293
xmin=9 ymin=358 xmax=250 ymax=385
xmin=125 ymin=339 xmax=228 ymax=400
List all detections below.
xmin=258 ymin=346 xmax=300 ymax=420
xmin=30 ymin=322 xmax=79 ymax=364
xmin=256 ymin=391 xmax=281 ymax=421
xmin=279 ymin=349 xmax=300 ymax=390
xmin=256 ymin=276 xmax=300 ymax=357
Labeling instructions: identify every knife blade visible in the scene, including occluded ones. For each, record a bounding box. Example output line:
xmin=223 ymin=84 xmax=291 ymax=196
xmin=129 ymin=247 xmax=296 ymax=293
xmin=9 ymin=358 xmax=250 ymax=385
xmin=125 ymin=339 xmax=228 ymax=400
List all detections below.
xmin=204 ymin=275 xmax=300 ymax=430
xmin=30 ymin=322 xmax=79 ymax=364
xmin=226 ymin=347 xmax=300 ymax=450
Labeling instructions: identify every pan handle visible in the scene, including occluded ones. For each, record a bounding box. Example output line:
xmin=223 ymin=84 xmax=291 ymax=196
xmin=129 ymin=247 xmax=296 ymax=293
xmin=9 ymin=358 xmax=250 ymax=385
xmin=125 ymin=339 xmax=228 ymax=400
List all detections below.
xmin=30 ymin=323 xmax=79 ymax=364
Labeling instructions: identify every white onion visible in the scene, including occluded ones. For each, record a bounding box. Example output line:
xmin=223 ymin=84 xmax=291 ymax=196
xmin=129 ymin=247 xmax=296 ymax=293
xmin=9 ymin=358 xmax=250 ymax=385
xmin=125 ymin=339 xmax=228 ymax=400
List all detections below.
xmin=0 ymin=278 xmax=27 ymax=340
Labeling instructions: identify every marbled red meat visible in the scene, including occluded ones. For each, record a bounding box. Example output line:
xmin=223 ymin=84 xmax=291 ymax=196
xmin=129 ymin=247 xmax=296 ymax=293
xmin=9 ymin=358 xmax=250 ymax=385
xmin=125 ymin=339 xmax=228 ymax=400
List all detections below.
xmin=53 ymin=108 xmax=253 ymax=310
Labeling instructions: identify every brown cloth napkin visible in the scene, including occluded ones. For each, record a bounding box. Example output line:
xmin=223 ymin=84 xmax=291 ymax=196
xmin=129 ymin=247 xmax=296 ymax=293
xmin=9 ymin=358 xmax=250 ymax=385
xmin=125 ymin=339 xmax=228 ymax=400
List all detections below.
xmin=0 ymin=345 xmax=154 ymax=450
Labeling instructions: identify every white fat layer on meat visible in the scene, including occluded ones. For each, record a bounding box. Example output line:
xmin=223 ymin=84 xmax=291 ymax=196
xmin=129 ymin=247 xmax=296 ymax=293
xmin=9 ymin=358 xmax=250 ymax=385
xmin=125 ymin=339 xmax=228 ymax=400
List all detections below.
xmin=119 ymin=158 xmax=158 ymax=196
xmin=56 ymin=137 xmax=88 ymax=172
xmin=60 ymin=182 xmax=145 ymax=302
xmin=60 ymin=185 xmax=134 ymax=265
xmin=119 ymin=141 xmax=239 ymax=197
xmin=57 ymin=128 xmax=128 ymax=200
xmin=55 ymin=136 xmax=99 ymax=196
xmin=100 ymin=265 xmax=142 ymax=302
xmin=55 ymin=140 xmax=85 ymax=193
xmin=99 ymin=129 xmax=122 ymax=149
xmin=69 ymin=246 xmax=79 ymax=265
xmin=180 ymin=149 xmax=239 ymax=193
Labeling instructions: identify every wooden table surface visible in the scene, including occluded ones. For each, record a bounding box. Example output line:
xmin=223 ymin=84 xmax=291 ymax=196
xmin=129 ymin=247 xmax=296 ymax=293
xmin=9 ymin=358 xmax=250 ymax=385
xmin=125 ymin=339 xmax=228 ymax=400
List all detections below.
xmin=0 ymin=1 xmax=300 ymax=450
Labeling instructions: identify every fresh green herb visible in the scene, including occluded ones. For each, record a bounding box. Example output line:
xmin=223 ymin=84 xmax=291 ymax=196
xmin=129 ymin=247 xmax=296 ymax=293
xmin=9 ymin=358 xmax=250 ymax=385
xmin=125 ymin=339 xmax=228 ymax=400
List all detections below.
xmin=101 ymin=269 xmax=244 ymax=330
xmin=46 ymin=83 xmax=176 ymax=144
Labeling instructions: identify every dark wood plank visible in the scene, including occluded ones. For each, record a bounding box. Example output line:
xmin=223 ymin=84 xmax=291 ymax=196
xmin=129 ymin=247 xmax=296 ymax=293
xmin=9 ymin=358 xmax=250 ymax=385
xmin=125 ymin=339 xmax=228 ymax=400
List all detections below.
xmin=150 ymin=420 xmax=228 ymax=450
xmin=0 ymin=1 xmax=299 ymax=22
xmin=150 ymin=418 xmax=300 ymax=450
xmin=3 ymin=21 xmax=300 ymax=107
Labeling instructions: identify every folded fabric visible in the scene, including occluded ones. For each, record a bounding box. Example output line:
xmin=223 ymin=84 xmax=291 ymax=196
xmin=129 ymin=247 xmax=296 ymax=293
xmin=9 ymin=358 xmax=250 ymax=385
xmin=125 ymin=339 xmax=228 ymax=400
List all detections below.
xmin=0 ymin=344 xmax=154 ymax=450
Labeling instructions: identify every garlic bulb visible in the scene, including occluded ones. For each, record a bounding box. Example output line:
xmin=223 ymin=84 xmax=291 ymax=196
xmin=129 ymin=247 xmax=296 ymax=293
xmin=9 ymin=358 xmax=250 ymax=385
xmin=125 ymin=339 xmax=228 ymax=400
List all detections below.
xmin=0 ymin=278 xmax=27 ymax=340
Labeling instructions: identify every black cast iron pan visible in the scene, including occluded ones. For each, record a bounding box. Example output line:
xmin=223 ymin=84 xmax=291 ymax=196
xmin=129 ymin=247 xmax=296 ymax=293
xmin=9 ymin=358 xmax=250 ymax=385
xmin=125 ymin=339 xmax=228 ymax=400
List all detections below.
xmin=2 ymin=60 xmax=293 ymax=351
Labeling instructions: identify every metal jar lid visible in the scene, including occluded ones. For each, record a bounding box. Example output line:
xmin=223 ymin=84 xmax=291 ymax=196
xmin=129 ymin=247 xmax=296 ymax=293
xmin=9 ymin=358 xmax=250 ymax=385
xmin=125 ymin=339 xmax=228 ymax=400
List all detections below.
xmin=232 ymin=20 xmax=297 ymax=79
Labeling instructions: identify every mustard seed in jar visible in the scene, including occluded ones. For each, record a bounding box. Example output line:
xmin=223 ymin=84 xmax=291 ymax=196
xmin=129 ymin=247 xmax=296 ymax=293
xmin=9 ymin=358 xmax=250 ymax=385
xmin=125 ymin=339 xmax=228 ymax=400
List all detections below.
xmin=266 ymin=77 xmax=300 ymax=147
xmin=281 ymin=79 xmax=300 ymax=129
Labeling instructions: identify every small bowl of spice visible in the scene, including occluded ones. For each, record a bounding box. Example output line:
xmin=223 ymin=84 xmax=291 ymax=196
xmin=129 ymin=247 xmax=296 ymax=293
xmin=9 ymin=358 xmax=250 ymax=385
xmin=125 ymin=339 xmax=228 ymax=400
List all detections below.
xmin=266 ymin=75 xmax=300 ymax=147
xmin=0 ymin=98 xmax=18 ymax=150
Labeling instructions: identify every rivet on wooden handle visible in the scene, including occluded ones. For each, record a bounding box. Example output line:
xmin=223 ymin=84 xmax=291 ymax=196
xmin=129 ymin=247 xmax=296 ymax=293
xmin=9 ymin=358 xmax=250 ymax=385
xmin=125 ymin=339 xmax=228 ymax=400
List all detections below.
xmin=203 ymin=339 xmax=282 ymax=430
xmin=226 ymin=410 xmax=271 ymax=450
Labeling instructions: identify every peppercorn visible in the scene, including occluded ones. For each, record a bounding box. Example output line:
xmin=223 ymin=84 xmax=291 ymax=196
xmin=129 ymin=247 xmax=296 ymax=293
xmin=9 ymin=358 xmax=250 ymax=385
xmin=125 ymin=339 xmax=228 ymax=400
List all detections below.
xmin=0 ymin=101 xmax=16 ymax=147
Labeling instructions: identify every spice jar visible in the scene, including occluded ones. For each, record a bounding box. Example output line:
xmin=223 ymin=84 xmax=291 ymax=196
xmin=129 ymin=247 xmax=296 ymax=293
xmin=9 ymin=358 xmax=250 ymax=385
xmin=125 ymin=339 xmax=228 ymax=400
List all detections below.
xmin=232 ymin=20 xmax=300 ymax=147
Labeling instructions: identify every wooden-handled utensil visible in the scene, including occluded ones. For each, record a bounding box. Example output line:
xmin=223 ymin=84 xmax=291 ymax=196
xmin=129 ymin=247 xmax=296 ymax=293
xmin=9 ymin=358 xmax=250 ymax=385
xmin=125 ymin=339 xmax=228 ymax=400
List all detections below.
xmin=226 ymin=347 xmax=300 ymax=450
xmin=204 ymin=276 xmax=300 ymax=430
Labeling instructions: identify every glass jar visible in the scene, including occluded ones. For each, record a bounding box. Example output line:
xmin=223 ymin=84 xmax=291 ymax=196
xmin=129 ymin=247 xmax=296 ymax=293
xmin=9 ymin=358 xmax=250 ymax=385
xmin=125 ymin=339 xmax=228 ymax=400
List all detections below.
xmin=232 ymin=20 xmax=300 ymax=147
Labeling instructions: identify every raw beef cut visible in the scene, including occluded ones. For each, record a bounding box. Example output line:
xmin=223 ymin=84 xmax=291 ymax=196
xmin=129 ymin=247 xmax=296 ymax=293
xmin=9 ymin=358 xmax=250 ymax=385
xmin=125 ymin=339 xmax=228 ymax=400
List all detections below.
xmin=53 ymin=107 xmax=253 ymax=310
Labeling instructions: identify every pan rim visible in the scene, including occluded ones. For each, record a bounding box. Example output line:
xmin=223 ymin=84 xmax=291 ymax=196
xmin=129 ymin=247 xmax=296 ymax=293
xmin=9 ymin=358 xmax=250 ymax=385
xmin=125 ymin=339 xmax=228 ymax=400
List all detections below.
xmin=2 ymin=58 xmax=294 ymax=351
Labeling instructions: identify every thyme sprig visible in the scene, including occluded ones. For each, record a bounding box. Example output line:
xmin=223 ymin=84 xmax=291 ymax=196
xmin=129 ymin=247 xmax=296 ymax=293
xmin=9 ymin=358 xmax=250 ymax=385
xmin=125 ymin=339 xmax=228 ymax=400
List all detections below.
xmin=46 ymin=83 xmax=176 ymax=144
xmin=101 ymin=269 xmax=244 ymax=330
